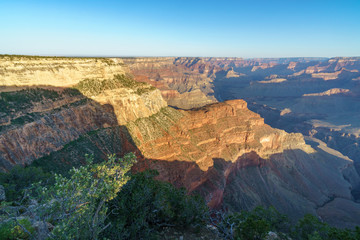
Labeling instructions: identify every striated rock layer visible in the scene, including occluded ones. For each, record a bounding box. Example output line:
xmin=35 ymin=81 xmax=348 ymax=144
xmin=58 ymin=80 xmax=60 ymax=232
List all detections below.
xmin=0 ymin=56 xmax=127 ymax=88
xmin=0 ymin=85 xmax=167 ymax=171
xmin=127 ymin=100 xmax=360 ymax=227
xmin=129 ymin=100 xmax=314 ymax=171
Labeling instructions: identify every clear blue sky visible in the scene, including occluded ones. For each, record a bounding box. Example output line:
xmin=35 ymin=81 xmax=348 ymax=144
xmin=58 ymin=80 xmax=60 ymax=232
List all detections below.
xmin=0 ymin=0 xmax=359 ymax=58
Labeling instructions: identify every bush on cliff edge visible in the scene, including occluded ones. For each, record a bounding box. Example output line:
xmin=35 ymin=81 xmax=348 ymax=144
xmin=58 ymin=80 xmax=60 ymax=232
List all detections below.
xmin=103 ymin=169 xmax=209 ymax=239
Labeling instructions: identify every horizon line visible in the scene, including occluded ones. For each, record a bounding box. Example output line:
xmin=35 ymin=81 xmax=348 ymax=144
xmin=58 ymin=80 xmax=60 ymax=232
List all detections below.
xmin=2 ymin=53 xmax=360 ymax=60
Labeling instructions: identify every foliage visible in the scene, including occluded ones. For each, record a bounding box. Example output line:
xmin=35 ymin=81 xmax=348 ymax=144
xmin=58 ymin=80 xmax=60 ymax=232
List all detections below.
xmin=0 ymin=218 xmax=35 ymax=240
xmin=215 ymin=207 xmax=360 ymax=240
xmin=74 ymin=74 xmax=154 ymax=96
xmin=0 ymin=88 xmax=58 ymax=114
xmin=2 ymin=153 xmax=136 ymax=240
xmin=2 ymin=150 xmax=360 ymax=240
xmin=31 ymin=126 xmax=133 ymax=176
xmin=215 ymin=206 xmax=289 ymax=240
xmin=292 ymin=214 xmax=328 ymax=240
xmin=291 ymin=214 xmax=360 ymax=240
xmin=0 ymin=88 xmax=59 ymax=103
xmin=62 ymin=87 xmax=82 ymax=97
xmin=0 ymin=54 xmax=117 ymax=63
xmin=104 ymin=170 xmax=209 ymax=239
xmin=0 ymin=87 xmax=81 ymax=116
xmin=0 ymin=166 xmax=53 ymax=202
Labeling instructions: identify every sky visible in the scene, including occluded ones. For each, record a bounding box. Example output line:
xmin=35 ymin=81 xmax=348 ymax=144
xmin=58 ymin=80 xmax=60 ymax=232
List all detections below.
xmin=0 ymin=0 xmax=359 ymax=58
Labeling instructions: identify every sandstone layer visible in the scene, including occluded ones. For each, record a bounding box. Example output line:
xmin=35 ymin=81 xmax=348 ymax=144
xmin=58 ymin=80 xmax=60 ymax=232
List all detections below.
xmin=0 ymin=81 xmax=166 ymax=171
xmin=0 ymin=56 xmax=127 ymax=88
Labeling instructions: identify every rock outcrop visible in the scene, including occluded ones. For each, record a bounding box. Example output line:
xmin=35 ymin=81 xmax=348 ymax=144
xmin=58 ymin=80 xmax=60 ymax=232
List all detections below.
xmin=303 ymin=88 xmax=350 ymax=96
xmin=0 ymin=57 xmax=167 ymax=171
xmin=129 ymin=100 xmax=314 ymax=171
xmin=125 ymin=100 xmax=360 ymax=227
xmin=122 ymin=57 xmax=218 ymax=109
xmin=0 ymin=56 xmax=127 ymax=87
xmin=0 ymin=85 xmax=166 ymax=171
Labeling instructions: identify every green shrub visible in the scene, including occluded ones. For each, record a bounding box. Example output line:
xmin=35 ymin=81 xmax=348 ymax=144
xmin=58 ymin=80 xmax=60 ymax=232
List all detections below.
xmin=0 ymin=88 xmax=59 ymax=104
xmin=292 ymin=214 xmax=329 ymax=240
xmin=219 ymin=206 xmax=289 ymax=240
xmin=0 ymin=166 xmax=53 ymax=202
xmin=0 ymin=88 xmax=77 ymax=115
xmin=74 ymin=74 xmax=153 ymax=96
xmin=62 ymin=88 xmax=82 ymax=96
xmin=0 ymin=153 xmax=136 ymax=240
xmin=29 ymin=153 xmax=136 ymax=240
xmin=290 ymin=214 xmax=360 ymax=240
xmin=0 ymin=218 xmax=34 ymax=240
xmin=104 ymin=170 xmax=209 ymax=239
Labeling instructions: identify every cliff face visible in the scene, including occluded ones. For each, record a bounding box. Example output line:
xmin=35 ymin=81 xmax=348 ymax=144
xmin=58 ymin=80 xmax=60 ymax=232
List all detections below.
xmin=129 ymin=100 xmax=313 ymax=171
xmin=126 ymin=100 xmax=360 ymax=227
xmin=0 ymin=57 xmax=167 ymax=171
xmin=0 ymin=86 xmax=166 ymax=171
xmin=0 ymin=56 xmax=127 ymax=88
xmin=132 ymin=56 xmax=360 ymax=186
xmin=123 ymin=57 xmax=218 ymax=109
xmin=123 ymin=57 xmax=360 ymax=108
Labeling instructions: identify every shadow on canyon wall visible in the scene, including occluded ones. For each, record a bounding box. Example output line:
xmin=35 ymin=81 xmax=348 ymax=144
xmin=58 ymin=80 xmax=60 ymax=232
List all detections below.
xmin=0 ymin=85 xmax=141 ymax=172
xmin=210 ymin=66 xmax=360 ymax=186
xmin=138 ymin=149 xmax=360 ymax=228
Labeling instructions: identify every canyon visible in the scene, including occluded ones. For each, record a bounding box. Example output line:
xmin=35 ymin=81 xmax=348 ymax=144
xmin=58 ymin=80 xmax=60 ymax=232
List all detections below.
xmin=124 ymin=56 xmax=360 ymax=176
xmin=1 ymin=55 xmax=360 ymax=228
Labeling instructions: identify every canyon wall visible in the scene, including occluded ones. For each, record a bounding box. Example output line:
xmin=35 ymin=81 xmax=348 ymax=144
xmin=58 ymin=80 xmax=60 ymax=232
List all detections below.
xmin=0 ymin=56 xmax=127 ymax=88
xmin=124 ymin=56 xmax=360 ymax=180
xmin=0 ymin=56 xmax=167 ymax=170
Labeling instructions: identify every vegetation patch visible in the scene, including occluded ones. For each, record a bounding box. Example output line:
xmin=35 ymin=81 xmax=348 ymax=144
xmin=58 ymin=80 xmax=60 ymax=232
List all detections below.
xmin=0 ymin=218 xmax=35 ymax=240
xmin=126 ymin=107 xmax=183 ymax=144
xmin=104 ymin=170 xmax=208 ymax=240
xmin=1 ymin=153 xmax=136 ymax=240
xmin=0 ymin=166 xmax=53 ymax=202
xmin=213 ymin=206 xmax=360 ymax=240
xmin=0 ymin=87 xmax=82 ymax=116
xmin=1 ymin=150 xmax=360 ymax=239
xmin=0 ymin=88 xmax=58 ymax=114
xmin=0 ymin=54 xmax=118 ymax=65
xmin=73 ymin=74 xmax=156 ymax=96
xmin=31 ymin=126 xmax=134 ymax=175
xmin=0 ymin=153 xmax=208 ymax=240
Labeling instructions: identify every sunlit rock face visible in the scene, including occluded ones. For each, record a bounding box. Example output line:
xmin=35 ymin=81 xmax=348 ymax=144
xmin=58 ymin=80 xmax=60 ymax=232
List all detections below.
xmin=128 ymin=100 xmax=359 ymax=228
xmin=130 ymin=99 xmax=314 ymax=171
xmin=0 ymin=56 xmax=127 ymax=87
xmin=122 ymin=56 xmax=360 ymax=180
xmin=0 ymin=56 xmax=167 ymax=171
xmin=122 ymin=57 xmax=222 ymax=109
xmin=0 ymin=87 xmax=166 ymax=171
xmin=119 ymin=56 xmax=360 ymax=227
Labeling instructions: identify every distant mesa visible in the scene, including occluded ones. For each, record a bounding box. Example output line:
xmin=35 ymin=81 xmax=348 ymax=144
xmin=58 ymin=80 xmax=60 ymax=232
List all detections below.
xmin=303 ymin=88 xmax=350 ymax=97
xmin=307 ymin=119 xmax=351 ymax=131
xmin=258 ymin=78 xmax=287 ymax=84
xmin=226 ymin=69 xmax=244 ymax=78
xmin=280 ymin=108 xmax=292 ymax=116
xmin=251 ymin=62 xmax=277 ymax=72
xmin=311 ymin=70 xmax=344 ymax=80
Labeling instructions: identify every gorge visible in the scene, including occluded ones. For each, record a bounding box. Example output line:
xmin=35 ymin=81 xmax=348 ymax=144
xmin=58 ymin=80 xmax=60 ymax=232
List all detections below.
xmin=1 ymin=55 xmax=360 ymax=229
